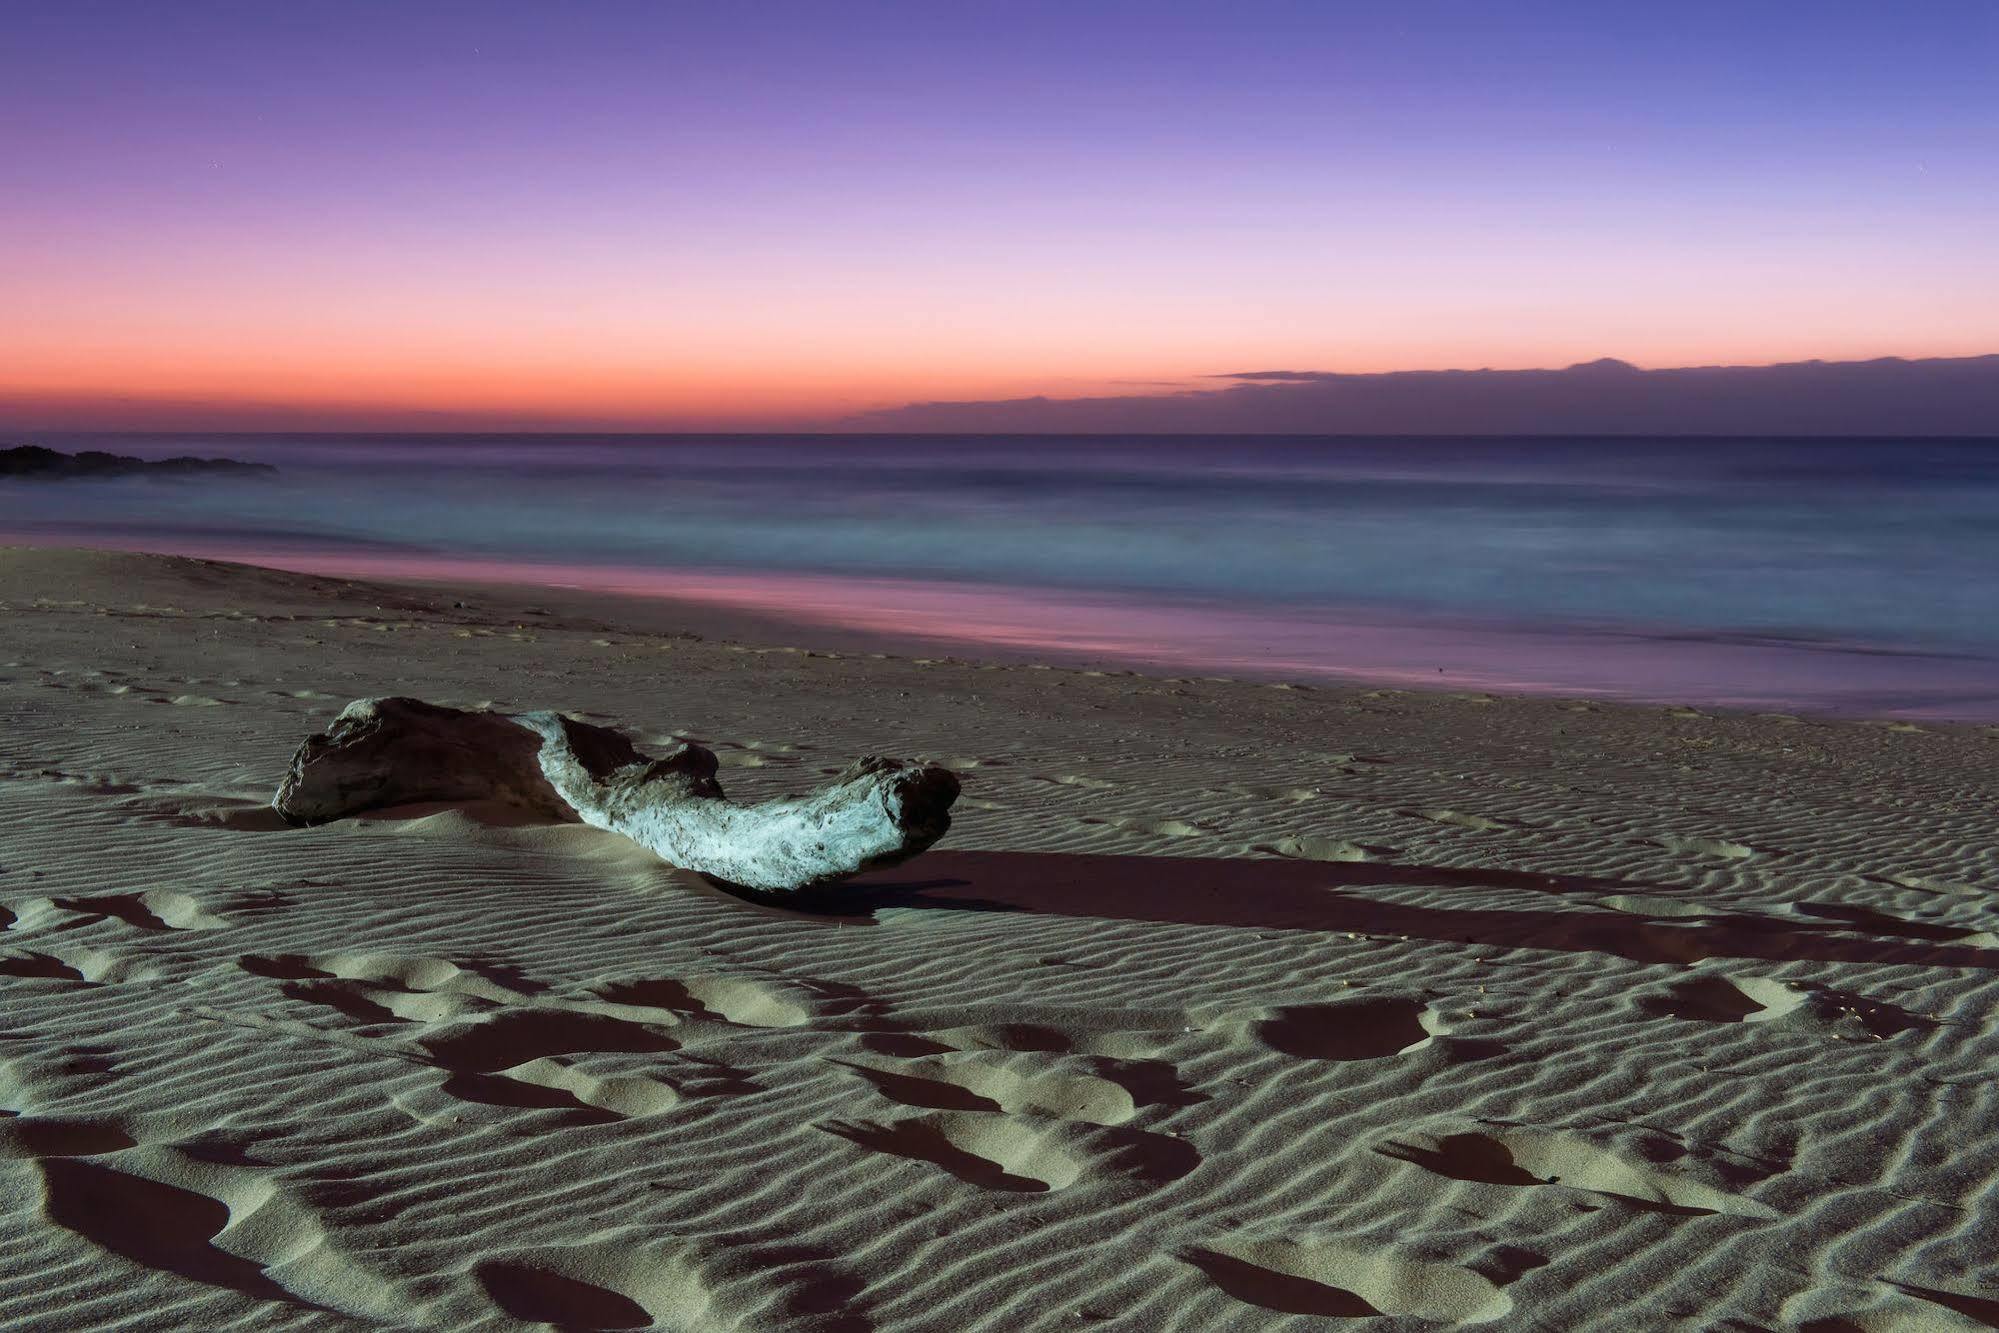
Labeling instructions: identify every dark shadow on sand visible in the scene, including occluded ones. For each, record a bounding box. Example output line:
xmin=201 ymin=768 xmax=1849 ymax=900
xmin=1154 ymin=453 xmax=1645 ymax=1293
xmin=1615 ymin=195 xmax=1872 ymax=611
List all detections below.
xmin=199 ymin=794 xmax=1999 ymax=972
xmin=802 ymin=850 xmax=1999 ymax=971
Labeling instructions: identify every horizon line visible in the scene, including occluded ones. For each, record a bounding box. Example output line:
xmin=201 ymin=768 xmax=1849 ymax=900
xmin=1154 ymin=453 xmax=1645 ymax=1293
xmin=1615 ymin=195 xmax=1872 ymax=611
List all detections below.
xmin=6 ymin=350 xmax=1998 ymax=436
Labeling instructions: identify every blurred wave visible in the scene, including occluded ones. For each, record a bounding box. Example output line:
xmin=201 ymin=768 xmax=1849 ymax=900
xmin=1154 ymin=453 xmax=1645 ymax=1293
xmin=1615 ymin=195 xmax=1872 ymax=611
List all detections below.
xmin=6 ymin=433 xmax=1996 ymax=716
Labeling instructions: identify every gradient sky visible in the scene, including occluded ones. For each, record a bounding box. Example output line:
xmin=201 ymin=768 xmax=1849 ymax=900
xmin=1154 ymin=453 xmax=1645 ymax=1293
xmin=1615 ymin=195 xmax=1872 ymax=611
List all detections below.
xmin=4 ymin=1 xmax=1996 ymax=429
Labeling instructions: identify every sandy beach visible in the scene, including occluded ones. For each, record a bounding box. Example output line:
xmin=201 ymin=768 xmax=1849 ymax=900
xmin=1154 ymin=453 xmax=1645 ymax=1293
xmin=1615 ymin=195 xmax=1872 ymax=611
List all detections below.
xmin=3 ymin=545 xmax=1997 ymax=1331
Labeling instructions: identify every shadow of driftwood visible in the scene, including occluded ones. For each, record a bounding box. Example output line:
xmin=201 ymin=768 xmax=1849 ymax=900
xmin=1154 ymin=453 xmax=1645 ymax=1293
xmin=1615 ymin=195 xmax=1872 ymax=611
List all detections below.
xmin=196 ymin=787 xmax=1995 ymax=974
xmin=817 ymin=851 xmax=1999 ymax=970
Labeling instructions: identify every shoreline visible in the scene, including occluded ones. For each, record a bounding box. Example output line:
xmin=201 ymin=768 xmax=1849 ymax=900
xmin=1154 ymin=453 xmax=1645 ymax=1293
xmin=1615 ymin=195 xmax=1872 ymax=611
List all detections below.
xmin=4 ymin=537 xmax=1996 ymax=724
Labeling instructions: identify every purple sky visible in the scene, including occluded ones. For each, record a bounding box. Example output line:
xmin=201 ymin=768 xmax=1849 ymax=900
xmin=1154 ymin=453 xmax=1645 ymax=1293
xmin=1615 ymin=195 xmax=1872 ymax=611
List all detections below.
xmin=4 ymin=2 xmax=1996 ymax=429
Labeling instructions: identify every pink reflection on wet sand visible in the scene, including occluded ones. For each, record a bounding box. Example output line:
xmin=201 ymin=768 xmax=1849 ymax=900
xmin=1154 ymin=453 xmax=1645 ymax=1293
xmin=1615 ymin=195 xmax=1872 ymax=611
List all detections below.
xmin=9 ymin=531 xmax=1997 ymax=719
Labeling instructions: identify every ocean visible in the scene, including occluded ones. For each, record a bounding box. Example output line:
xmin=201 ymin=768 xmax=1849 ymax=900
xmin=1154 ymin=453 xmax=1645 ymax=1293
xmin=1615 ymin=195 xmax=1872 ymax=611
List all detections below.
xmin=7 ymin=433 xmax=1998 ymax=719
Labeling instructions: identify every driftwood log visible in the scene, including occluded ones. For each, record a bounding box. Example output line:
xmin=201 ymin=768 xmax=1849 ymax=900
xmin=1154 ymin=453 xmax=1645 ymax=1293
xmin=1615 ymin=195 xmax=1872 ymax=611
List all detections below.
xmin=273 ymin=698 xmax=959 ymax=892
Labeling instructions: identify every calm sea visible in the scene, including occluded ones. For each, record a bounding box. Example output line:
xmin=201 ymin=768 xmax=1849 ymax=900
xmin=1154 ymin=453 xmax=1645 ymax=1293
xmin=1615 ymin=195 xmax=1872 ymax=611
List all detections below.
xmin=8 ymin=434 xmax=1998 ymax=719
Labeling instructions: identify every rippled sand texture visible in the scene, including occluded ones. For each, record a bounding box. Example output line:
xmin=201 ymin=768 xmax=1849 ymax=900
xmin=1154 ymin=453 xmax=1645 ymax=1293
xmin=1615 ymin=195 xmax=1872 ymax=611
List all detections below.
xmin=2 ymin=548 xmax=1997 ymax=1331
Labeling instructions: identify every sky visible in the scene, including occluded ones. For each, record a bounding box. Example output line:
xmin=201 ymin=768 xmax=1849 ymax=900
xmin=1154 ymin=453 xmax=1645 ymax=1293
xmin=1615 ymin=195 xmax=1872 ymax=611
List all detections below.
xmin=3 ymin=1 xmax=1996 ymax=431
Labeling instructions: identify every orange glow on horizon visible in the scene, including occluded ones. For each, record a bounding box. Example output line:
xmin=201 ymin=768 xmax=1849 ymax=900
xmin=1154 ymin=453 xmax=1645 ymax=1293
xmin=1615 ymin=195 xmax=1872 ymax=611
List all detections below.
xmin=6 ymin=338 xmax=1996 ymax=431
xmin=11 ymin=199 xmax=1997 ymax=428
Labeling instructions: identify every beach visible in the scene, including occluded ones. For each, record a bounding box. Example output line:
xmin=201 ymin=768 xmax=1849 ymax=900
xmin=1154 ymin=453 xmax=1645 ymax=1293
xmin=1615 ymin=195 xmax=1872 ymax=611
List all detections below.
xmin=3 ymin=545 xmax=1998 ymax=1331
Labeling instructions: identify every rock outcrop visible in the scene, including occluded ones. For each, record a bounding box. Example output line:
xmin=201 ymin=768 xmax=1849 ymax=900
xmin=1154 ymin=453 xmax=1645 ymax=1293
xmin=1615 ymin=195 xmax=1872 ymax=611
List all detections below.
xmin=274 ymin=698 xmax=959 ymax=893
xmin=0 ymin=444 xmax=275 ymax=479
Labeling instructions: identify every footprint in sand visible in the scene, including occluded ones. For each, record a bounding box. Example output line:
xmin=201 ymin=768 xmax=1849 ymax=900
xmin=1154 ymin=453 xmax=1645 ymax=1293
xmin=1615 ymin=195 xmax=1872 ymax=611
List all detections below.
xmin=0 ymin=1113 xmax=138 ymax=1159
xmin=49 ymin=890 xmax=227 ymax=932
xmin=0 ymin=951 xmax=94 ymax=983
xmin=280 ymin=978 xmax=497 ymax=1025
xmin=824 ymin=1004 xmax=1204 ymax=1193
xmin=1786 ymin=901 xmax=1992 ymax=944
xmin=820 ymin=1112 xmax=1083 ymax=1192
xmin=408 ymin=1068 xmax=670 ymax=1126
xmin=846 ymin=1005 xmax=1208 ymax=1105
xmin=35 ymin=1145 xmax=408 ymax=1318
xmin=315 ymin=953 xmax=534 ymax=997
xmin=820 ymin=1111 xmax=1197 ymax=1194
xmin=491 ymin=1058 xmax=681 ymax=1118
xmin=473 ymin=1238 xmax=864 ymax=1332
xmin=39 ymin=1159 xmax=303 ymax=1303
xmin=1375 ymin=1124 xmax=1777 ymax=1218
xmin=236 ymin=953 xmax=336 ymax=981
xmin=418 ymin=1007 xmax=681 ymax=1073
xmin=234 ymin=956 xmax=693 ymax=1123
xmin=246 ymin=951 xmax=535 ymax=1024
xmin=1251 ymin=996 xmax=1496 ymax=1063
xmin=405 ymin=1009 xmax=685 ymax=1125
xmin=476 ymin=1256 xmax=664 ymax=1329
xmin=922 ymin=1022 xmax=1079 ymax=1054
xmin=589 ymin=973 xmax=811 ymax=1029
xmin=1184 ymin=1238 xmax=1514 ymax=1324
xmin=916 ymin=1015 xmax=1191 ymax=1061
xmin=834 ymin=1055 xmax=1137 ymax=1124
xmin=1 ymin=945 xmax=156 ymax=984
xmin=1635 ymin=972 xmax=1934 ymax=1038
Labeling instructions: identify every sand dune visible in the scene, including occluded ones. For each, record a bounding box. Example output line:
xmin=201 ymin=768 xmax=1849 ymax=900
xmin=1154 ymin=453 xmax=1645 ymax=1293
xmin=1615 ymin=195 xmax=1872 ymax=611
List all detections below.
xmin=2 ymin=548 xmax=1997 ymax=1330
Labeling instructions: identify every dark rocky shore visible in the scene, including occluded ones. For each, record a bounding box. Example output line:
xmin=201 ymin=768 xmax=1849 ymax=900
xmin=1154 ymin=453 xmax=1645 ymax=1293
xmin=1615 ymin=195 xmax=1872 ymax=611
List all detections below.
xmin=0 ymin=444 xmax=275 ymax=479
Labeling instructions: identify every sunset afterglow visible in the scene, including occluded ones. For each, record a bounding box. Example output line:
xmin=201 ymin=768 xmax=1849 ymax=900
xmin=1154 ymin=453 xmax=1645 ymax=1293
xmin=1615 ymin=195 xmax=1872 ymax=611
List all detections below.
xmin=5 ymin=2 xmax=1996 ymax=429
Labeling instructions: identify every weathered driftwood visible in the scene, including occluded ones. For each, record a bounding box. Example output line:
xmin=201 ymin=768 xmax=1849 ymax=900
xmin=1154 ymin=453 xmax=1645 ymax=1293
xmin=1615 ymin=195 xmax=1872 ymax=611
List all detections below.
xmin=273 ymin=698 xmax=959 ymax=892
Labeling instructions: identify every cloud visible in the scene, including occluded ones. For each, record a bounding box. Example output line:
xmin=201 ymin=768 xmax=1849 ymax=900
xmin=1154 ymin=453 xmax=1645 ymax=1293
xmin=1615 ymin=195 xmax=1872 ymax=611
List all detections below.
xmin=1208 ymin=369 xmax=1342 ymax=382
xmin=842 ymin=355 xmax=1999 ymax=435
